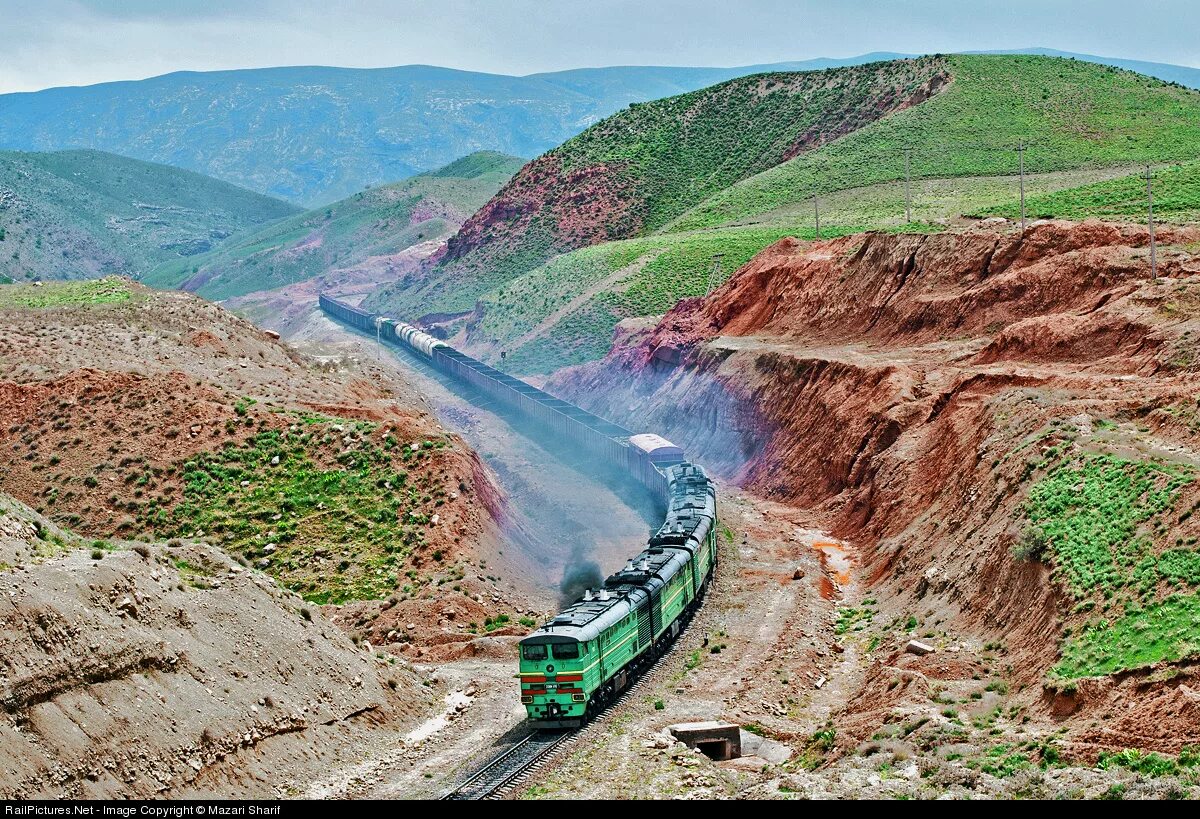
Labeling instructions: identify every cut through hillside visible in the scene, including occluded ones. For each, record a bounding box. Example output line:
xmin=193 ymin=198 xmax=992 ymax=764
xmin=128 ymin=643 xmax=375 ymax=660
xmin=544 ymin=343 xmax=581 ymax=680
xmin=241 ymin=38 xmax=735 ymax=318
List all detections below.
xmin=550 ymin=221 xmax=1200 ymax=759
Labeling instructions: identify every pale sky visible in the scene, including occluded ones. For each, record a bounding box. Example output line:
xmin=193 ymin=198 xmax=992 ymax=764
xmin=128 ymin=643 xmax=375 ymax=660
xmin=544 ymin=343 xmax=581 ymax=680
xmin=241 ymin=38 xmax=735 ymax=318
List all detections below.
xmin=2 ymin=0 xmax=1198 ymax=94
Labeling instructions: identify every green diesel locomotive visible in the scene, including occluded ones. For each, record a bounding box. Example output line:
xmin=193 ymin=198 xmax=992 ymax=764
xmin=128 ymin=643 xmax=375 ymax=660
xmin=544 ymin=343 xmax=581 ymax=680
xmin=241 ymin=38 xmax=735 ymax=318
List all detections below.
xmin=519 ymin=463 xmax=717 ymax=728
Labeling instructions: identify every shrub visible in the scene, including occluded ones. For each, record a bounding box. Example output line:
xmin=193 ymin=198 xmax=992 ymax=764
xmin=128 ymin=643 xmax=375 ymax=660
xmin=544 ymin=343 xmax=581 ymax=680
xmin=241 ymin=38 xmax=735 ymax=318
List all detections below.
xmin=1012 ymin=527 xmax=1048 ymax=561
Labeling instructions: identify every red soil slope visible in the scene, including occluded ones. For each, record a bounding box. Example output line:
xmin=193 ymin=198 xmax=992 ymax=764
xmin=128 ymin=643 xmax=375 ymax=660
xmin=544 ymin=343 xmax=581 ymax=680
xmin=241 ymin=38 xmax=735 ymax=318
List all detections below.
xmin=553 ymin=221 xmax=1200 ymax=755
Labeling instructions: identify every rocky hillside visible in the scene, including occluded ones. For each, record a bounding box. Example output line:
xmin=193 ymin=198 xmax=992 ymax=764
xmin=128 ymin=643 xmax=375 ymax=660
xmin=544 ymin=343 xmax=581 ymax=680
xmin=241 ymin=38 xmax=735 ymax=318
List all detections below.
xmin=551 ymin=221 xmax=1200 ymax=758
xmin=143 ymin=151 xmax=524 ymax=302
xmin=0 ymin=150 xmax=298 ymax=283
xmin=0 ymin=491 xmax=427 ymax=798
xmin=0 ymin=278 xmax=536 ymax=645
xmin=368 ymin=55 xmax=1200 ymax=376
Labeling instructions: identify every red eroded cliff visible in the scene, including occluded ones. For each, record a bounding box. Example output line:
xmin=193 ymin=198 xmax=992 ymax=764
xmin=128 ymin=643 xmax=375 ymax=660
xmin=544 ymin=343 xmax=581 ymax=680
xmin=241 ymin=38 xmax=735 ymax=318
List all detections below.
xmin=552 ymin=221 xmax=1200 ymax=753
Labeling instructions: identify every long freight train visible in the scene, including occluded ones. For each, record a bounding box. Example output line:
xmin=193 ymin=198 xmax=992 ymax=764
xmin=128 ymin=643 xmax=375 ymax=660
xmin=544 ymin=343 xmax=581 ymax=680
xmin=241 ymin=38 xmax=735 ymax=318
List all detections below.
xmin=318 ymin=294 xmax=718 ymax=728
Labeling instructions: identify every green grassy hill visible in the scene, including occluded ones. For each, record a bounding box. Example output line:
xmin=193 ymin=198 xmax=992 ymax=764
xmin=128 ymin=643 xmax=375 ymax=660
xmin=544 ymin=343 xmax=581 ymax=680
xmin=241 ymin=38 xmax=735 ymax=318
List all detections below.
xmin=144 ymin=151 xmax=524 ymax=301
xmin=366 ymin=55 xmax=1200 ymax=375
xmin=670 ymin=55 xmax=1200 ymax=232
xmin=0 ymin=150 xmax=299 ymax=282
xmin=370 ymin=57 xmax=952 ymax=316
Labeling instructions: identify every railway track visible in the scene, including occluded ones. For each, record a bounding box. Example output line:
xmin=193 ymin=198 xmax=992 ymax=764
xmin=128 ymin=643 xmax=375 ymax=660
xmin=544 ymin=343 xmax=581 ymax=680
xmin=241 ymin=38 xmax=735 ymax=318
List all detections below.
xmin=441 ymin=730 xmax=571 ymax=800
xmin=440 ymin=598 xmax=708 ymax=800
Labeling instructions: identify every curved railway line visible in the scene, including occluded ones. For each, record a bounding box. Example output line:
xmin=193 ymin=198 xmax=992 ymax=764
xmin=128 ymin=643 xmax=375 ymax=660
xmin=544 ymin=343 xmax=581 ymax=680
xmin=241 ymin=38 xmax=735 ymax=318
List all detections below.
xmin=318 ymin=294 xmax=720 ymax=800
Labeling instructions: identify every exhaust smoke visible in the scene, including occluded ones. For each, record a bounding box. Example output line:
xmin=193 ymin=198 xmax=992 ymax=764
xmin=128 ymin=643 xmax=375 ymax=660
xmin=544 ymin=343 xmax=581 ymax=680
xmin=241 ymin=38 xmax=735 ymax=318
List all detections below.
xmin=559 ymin=559 xmax=603 ymax=607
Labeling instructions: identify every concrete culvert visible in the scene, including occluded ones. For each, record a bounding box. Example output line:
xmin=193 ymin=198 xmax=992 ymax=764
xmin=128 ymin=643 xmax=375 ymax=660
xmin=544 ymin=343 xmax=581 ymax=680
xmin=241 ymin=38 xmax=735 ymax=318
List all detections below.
xmin=668 ymin=721 xmax=742 ymax=761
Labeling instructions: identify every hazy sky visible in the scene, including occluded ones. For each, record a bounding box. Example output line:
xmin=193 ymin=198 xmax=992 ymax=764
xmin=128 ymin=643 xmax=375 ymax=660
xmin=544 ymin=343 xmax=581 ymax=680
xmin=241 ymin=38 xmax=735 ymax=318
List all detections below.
xmin=2 ymin=0 xmax=1198 ymax=94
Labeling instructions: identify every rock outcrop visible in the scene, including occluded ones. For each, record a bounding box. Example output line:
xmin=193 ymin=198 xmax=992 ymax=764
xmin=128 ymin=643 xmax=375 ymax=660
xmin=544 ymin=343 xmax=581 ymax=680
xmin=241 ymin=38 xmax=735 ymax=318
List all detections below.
xmin=0 ymin=494 xmax=416 ymax=798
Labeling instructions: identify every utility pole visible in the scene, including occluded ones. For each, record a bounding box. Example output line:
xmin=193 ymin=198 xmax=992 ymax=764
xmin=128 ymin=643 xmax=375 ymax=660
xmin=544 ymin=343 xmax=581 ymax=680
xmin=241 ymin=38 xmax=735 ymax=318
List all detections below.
xmin=374 ymin=316 xmax=386 ymax=359
xmin=707 ymin=254 xmax=725 ymax=296
xmin=903 ymin=148 xmax=913 ymax=224
xmin=1145 ymin=164 xmax=1157 ymax=281
xmin=1016 ymin=139 xmax=1028 ymax=232
xmin=813 ymin=196 xmax=820 ymax=239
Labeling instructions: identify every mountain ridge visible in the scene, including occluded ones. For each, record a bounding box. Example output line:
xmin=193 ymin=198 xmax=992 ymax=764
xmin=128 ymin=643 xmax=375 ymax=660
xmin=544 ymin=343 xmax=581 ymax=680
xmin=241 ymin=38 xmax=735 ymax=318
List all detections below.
xmin=3 ymin=49 xmax=1195 ymax=207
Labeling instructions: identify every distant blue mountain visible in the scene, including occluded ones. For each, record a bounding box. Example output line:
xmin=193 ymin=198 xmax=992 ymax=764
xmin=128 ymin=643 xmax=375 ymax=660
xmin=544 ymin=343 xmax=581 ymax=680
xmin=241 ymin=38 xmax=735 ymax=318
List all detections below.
xmin=0 ymin=49 xmax=1192 ymax=206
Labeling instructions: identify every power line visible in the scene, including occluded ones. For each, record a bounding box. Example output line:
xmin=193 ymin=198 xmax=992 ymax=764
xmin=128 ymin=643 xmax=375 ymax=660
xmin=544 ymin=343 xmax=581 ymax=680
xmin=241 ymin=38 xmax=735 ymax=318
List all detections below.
xmin=903 ymin=147 xmax=912 ymax=224
xmin=374 ymin=315 xmax=387 ymax=360
xmin=1016 ymin=139 xmax=1028 ymax=232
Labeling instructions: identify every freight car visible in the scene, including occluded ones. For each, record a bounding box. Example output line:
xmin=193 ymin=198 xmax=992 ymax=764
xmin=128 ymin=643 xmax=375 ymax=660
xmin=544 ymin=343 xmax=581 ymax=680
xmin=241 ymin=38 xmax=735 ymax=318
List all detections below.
xmin=318 ymin=294 xmax=719 ymax=727
xmin=318 ymin=294 xmax=676 ymax=499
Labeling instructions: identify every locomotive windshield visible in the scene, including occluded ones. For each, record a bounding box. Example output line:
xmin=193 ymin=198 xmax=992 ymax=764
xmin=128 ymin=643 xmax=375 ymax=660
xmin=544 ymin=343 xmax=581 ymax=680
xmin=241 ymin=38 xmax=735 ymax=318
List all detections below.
xmin=551 ymin=643 xmax=580 ymax=659
xmin=521 ymin=644 xmax=548 ymax=661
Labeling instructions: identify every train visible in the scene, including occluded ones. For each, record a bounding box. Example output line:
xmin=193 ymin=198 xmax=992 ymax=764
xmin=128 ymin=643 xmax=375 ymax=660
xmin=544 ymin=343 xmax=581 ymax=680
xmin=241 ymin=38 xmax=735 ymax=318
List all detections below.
xmin=318 ymin=294 xmax=719 ymax=728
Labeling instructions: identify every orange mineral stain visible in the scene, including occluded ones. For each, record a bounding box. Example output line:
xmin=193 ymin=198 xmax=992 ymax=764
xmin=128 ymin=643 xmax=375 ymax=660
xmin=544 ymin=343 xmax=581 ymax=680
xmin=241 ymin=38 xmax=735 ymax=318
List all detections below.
xmin=812 ymin=539 xmax=853 ymax=598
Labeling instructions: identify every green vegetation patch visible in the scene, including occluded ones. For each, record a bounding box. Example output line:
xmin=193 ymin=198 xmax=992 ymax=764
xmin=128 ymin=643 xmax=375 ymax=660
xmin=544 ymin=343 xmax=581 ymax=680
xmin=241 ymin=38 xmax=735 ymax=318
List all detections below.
xmin=1158 ymin=549 xmax=1200 ymax=585
xmin=1024 ymin=451 xmax=1200 ymax=680
xmin=134 ymin=426 xmax=450 ymax=604
xmin=1052 ymin=593 xmax=1200 ymax=679
xmin=980 ymin=160 xmax=1200 ymax=223
xmin=0 ymin=277 xmax=132 ymax=309
xmin=1024 ymin=453 xmax=1192 ymax=598
xmin=1098 ymin=746 xmax=1200 ymax=778
xmin=835 ymin=606 xmax=874 ymax=635
xmin=979 ymin=744 xmax=1033 ymax=778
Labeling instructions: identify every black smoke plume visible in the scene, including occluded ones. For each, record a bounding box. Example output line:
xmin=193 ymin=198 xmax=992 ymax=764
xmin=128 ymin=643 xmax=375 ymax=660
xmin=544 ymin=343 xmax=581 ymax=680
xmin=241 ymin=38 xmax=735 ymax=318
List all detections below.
xmin=559 ymin=560 xmax=603 ymax=608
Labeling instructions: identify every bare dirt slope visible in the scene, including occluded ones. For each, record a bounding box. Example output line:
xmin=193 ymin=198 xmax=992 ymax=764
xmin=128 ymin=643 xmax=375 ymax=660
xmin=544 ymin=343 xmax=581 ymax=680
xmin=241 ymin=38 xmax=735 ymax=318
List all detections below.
xmin=543 ymin=221 xmax=1200 ymax=790
xmin=0 ymin=491 xmax=434 ymax=798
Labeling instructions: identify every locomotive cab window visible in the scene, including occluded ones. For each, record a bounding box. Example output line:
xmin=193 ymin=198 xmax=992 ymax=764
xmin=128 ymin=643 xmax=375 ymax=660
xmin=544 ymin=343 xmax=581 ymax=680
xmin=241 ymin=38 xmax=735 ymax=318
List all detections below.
xmin=552 ymin=643 xmax=580 ymax=660
xmin=522 ymin=644 xmax=548 ymax=661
